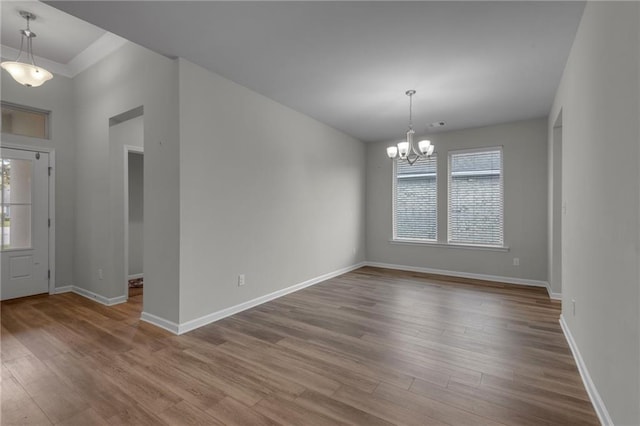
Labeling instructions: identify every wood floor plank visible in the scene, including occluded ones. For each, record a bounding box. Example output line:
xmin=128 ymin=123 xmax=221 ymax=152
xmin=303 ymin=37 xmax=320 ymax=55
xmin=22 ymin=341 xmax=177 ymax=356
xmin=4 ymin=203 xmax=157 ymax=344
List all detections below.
xmin=0 ymin=267 xmax=599 ymax=425
xmin=157 ymin=400 xmax=225 ymax=426
xmin=0 ymin=377 xmax=52 ymax=425
xmin=206 ymin=397 xmax=282 ymax=426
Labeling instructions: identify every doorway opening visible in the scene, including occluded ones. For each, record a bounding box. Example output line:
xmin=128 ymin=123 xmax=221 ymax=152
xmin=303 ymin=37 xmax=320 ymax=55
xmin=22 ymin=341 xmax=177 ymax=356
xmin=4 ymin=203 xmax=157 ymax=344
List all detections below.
xmin=126 ymin=149 xmax=143 ymax=299
xmin=109 ymin=106 xmax=143 ymax=302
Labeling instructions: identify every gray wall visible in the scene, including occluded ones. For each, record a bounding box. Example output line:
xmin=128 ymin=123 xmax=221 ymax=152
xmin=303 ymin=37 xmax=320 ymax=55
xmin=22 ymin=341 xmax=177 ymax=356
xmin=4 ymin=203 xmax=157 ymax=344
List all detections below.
xmin=1 ymin=72 xmax=76 ymax=290
xmin=128 ymin=152 xmax=143 ymax=277
xmin=178 ymin=59 xmax=366 ymax=323
xmin=366 ymin=118 xmax=548 ymax=282
xmin=73 ymin=43 xmax=180 ymax=322
xmin=549 ymin=2 xmax=640 ymax=424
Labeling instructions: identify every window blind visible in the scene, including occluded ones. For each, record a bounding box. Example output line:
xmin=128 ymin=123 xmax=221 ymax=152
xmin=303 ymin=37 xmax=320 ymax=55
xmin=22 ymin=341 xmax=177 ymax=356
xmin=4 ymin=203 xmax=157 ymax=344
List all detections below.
xmin=394 ymin=156 xmax=437 ymax=240
xmin=448 ymin=149 xmax=503 ymax=246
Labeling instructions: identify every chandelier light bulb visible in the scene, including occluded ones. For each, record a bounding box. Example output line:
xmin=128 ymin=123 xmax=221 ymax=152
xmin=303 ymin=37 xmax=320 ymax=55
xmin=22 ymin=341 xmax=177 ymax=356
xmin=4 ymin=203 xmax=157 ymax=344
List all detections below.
xmin=386 ymin=146 xmax=398 ymax=159
xmin=418 ymin=139 xmax=431 ymax=154
xmin=398 ymin=142 xmax=409 ymax=158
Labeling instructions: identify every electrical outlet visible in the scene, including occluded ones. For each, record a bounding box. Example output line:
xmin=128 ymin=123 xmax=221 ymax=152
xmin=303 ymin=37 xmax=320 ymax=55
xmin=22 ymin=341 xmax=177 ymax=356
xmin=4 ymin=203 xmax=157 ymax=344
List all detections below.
xmin=513 ymin=257 xmax=520 ymax=266
xmin=98 ymin=269 xmax=103 ymax=280
xmin=572 ymin=298 xmax=576 ymax=316
xmin=238 ymin=274 xmax=245 ymax=287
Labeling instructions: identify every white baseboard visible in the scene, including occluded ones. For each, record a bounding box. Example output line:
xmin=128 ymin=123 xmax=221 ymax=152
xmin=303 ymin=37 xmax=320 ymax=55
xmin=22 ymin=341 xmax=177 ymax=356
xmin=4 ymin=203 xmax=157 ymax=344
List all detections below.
xmin=366 ymin=261 xmax=548 ymax=287
xmin=140 ymin=311 xmax=180 ymax=334
xmin=365 ymin=261 xmax=560 ymax=299
xmin=547 ymin=290 xmax=562 ymax=301
xmin=127 ymin=273 xmax=143 ymax=280
xmin=176 ymin=261 xmax=367 ymax=335
xmin=559 ymin=315 xmax=612 ymax=426
xmin=53 ymin=285 xmax=73 ymax=294
xmin=66 ymin=286 xmax=127 ymax=306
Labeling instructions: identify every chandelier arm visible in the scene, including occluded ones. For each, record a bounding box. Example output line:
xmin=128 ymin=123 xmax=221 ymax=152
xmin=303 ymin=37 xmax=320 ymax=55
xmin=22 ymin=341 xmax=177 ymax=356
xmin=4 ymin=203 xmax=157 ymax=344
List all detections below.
xmin=410 ymin=143 xmax=422 ymax=157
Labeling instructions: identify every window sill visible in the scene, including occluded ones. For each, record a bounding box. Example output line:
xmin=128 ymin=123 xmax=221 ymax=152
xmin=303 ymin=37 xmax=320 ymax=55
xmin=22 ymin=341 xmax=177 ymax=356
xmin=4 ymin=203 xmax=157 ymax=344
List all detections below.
xmin=389 ymin=239 xmax=510 ymax=252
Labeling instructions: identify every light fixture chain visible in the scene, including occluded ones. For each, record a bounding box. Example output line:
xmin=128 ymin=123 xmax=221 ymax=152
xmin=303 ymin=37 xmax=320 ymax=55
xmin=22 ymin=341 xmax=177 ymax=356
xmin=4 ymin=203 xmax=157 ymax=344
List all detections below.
xmin=408 ymin=92 xmax=413 ymax=130
xmin=28 ymin=36 xmax=38 ymax=67
xmin=15 ymin=34 xmax=25 ymax=63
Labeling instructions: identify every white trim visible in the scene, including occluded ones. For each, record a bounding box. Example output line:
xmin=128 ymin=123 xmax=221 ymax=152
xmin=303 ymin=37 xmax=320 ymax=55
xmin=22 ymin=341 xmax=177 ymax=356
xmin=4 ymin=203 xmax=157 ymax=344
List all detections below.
xmin=389 ymin=239 xmax=510 ymax=252
xmin=71 ymin=286 xmax=127 ymax=306
xmin=171 ymin=262 xmax=366 ymax=335
xmin=547 ymin=290 xmax=562 ymax=301
xmin=48 ymin=151 xmax=56 ymax=296
xmin=140 ymin=312 xmax=180 ymax=334
xmin=1 ymin=33 xmax=127 ymax=79
xmin=123 ymin=145 xmax=144 ymax=300
xmin=559 ymin=315 xmax=613 ymax=426
xmin=53 ymin=285 xmax=73 ymax=294
xmin=366 ymin=261 xmax=551 ymax=289
xmin=66 ymin=33 xmax=128 ymax=77
xmin=0 ymin=143 xmax=54 ymax=153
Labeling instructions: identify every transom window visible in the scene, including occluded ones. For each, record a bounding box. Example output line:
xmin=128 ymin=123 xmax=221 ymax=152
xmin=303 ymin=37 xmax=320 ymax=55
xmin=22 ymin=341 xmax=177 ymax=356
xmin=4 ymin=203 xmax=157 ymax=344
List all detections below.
xmin=1 ymin=102 xmax=50 ymax=139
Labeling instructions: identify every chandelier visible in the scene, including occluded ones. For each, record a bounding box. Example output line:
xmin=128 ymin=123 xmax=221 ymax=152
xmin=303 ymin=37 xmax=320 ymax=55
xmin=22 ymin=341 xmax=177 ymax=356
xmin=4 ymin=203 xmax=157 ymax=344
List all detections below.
xmin=1 ymin=11 xmax=53 ymax=88
xmin=386 ymin=90 xmax=434 ymax=165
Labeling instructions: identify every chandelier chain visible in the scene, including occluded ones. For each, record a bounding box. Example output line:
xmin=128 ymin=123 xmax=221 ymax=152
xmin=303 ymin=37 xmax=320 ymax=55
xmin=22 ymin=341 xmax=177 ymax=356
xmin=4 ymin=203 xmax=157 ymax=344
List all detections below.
xmin=408 ymin=92 xmax=413 ymax=130
xmin=15 ymin=34 xmax=25 ymax=63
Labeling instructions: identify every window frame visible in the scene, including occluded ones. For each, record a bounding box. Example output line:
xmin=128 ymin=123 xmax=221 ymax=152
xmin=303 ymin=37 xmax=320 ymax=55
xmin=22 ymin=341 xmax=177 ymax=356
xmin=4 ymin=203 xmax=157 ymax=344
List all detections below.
xmin=447 ymin=146 xmax=505 ymax=248
xmin=392 ymin=154 xmax=438 ymax=242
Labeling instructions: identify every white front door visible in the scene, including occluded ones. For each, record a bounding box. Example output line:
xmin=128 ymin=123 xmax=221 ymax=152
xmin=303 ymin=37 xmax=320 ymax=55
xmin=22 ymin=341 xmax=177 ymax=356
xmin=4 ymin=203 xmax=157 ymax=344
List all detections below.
xmin=1 ymin=148 xmax=49 ymax=300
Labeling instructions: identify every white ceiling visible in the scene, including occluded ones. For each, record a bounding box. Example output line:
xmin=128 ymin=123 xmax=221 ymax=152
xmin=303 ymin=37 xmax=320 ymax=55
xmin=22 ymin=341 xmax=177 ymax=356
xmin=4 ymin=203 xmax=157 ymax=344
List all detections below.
xmin=45 ymin=2 xmax=584 ymax=142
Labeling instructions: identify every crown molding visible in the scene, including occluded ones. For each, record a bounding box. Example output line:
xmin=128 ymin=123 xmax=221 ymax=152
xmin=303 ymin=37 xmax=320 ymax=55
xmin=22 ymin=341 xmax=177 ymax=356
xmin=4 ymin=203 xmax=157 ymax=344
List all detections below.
xmin=1 ymin=32 xmax=127 ymax=79
xmin=66 ymin=32 xmax=127 ymax=77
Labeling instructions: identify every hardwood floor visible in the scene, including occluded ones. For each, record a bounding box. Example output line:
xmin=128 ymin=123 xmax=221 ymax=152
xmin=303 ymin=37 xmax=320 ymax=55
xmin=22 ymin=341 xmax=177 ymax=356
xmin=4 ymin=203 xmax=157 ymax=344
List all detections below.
xmin=1 ymin=266 xmax=598 ymax=425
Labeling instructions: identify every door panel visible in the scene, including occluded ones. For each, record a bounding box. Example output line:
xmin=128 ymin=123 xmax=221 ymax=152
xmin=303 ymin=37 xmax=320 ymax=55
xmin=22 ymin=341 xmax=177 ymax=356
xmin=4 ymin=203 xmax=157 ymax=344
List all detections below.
xmin=1 ymin=148 xmax=49 ymax=300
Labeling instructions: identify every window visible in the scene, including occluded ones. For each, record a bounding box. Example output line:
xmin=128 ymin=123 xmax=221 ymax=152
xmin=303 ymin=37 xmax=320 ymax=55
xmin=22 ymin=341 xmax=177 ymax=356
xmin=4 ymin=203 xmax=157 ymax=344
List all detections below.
xmin=394 ymin=155 xmax=437 ymax=240
xmin=1 ymin=102 xmax=49 ymax=139
xmin=1 ymin=158 xmax=33 ymax=250
xmin=448 ymin=148 xmax=503 ymax=246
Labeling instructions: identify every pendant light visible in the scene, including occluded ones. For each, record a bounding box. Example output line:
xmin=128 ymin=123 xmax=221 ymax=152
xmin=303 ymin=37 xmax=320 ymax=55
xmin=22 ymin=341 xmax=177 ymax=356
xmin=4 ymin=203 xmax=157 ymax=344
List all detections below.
xmin=1 ymin=11 xmax=53 ymax=88
xmin=386 ymin=90 xmax=434 ymax=165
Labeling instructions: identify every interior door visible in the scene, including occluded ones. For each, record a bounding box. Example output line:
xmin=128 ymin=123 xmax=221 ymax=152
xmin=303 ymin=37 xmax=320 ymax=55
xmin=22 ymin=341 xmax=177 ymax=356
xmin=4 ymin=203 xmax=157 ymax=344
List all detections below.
xmin=1 ymin=148 xmax=49 ymax=300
